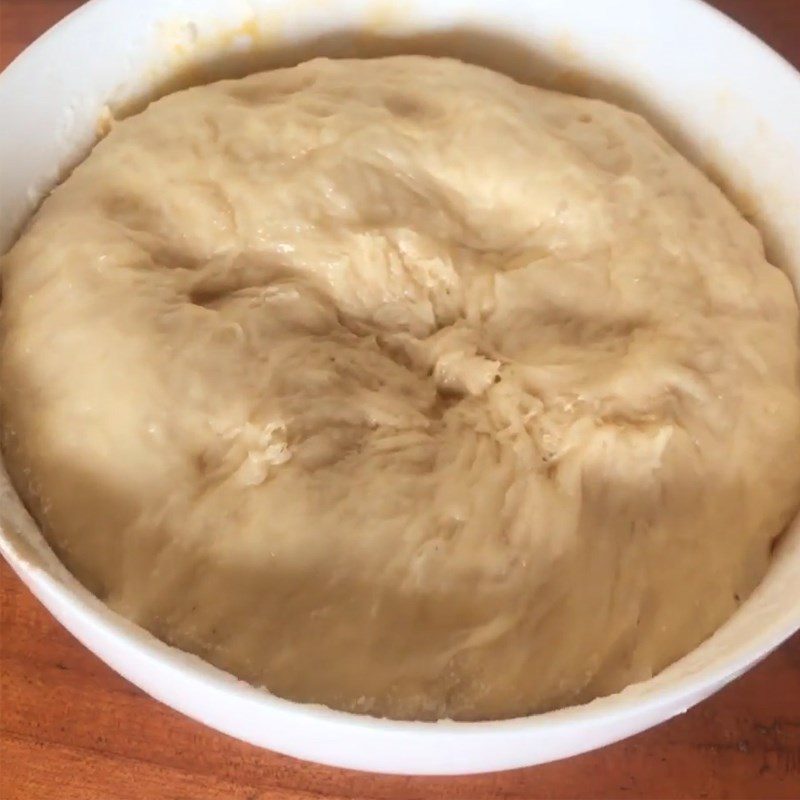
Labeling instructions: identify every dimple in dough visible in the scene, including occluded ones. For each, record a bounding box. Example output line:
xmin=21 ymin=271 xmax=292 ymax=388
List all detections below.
xmin=2 ymin=56 xmax=800 ymax=721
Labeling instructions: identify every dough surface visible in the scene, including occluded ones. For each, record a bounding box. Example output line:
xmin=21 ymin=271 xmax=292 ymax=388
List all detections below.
xmin=2 ymin=56 xmax=800 ymax=720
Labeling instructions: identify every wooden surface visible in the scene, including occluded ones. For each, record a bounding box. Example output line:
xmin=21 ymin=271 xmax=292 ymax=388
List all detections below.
xmin=1 ymin=1 xmax=799 ymax=797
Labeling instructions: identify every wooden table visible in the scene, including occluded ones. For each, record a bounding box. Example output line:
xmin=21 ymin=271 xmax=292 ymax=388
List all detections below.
xmin=1 ymin=2 xmax=799 ymax=797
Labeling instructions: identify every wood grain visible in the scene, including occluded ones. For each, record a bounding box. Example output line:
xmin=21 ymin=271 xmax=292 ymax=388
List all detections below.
xmin=1 ymin=2 xmax=799 ymax=798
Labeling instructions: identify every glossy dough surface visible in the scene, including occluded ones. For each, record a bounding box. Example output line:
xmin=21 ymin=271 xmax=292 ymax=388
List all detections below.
xmin=3 ymin=57 xmax=800 ymax=720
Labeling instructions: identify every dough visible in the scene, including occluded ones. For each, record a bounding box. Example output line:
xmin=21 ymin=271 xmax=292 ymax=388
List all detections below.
xmin=2 ymin=57 xmax=800 ymax=721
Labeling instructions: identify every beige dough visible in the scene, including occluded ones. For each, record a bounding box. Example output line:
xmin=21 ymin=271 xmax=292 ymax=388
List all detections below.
xmin=2 ymin=56 xmax=800 ymax=720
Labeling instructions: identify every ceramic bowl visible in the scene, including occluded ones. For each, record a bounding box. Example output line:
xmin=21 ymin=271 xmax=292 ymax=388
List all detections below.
xmin=1 ymin=0 xmax=798 ymax=775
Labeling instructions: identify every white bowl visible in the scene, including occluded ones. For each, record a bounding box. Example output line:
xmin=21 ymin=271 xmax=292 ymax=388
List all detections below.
xmin=1 ymin=0 xmax=799 ymax=776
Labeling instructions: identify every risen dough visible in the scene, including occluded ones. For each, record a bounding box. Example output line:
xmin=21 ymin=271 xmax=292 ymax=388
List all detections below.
xmin=2 ymin=57 xmax=800 ymax=720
